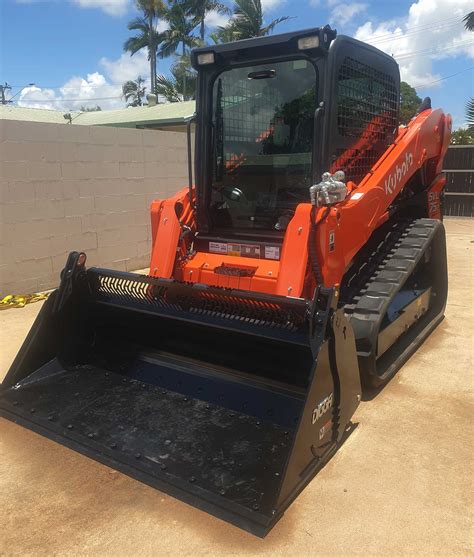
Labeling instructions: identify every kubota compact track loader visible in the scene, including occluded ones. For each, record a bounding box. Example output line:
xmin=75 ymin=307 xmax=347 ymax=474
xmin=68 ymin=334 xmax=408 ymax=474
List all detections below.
xmin=0 ymin=26 xmax=450 ymax=536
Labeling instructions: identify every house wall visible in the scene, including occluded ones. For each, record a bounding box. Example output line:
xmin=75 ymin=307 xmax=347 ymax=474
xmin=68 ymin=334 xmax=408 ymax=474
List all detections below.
xmin=0 ymin=119 xmax=189 ymax=295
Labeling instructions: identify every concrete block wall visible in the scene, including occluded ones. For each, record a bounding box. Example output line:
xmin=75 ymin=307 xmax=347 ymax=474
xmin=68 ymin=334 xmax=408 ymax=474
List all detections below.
xmin=0 ymin=119 xmax=189 ymax=295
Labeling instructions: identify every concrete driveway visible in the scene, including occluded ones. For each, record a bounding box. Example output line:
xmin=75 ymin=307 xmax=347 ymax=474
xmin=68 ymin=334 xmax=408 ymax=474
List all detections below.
xmin=1 ymin=218 xmax=472 ymax=556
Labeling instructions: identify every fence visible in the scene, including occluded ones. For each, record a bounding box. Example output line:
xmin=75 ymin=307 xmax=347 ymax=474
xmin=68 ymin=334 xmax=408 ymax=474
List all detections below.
xmin=443 ymin=145 xmax=473 ymax=217
xmin=0 ymin=119 xmax=189 ymax=296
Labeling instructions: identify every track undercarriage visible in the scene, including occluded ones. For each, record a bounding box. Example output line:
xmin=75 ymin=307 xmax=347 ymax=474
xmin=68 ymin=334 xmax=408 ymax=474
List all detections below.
xmin=342 ymin=218 xmax=448 ymax=389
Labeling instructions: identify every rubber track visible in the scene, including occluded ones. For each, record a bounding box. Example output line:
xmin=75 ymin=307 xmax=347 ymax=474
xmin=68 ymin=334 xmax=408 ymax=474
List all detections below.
xmin=344 ymin=218 xmax=443 ymax=384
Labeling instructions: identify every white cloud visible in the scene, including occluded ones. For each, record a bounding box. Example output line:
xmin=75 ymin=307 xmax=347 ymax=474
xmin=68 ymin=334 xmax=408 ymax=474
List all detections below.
xmin=18 ymin=86 xmax=58 ymax=110
xmin=205 ymin=9 xmax=231 ymax=29
xmin=100 ymin=50 xmax=150 ymax=84
xmin=330 ymin=2 xmax=367 ymax=26
xmin=16 ymin=0 xmax=131 ymax=15
xmin=71 ymin=0 xmax=130 ymax=16
xmin=18 ymin=50 xmax=152 ymax=111
xmin=355 ymin=0 xmax=474 ymax=88
xmin=261 ymin=0 xmax=285 ymax=11
xmin=18 ymin=73 xmax=124 ymax=111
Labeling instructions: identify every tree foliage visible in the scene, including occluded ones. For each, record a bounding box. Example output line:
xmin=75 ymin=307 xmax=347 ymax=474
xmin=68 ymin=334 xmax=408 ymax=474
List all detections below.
xmin=183 ymin=0 xmax=230 ymax=40
xmin=466 ymin=98 xmax=474 ymax=129
xmin=79 ymin=105 xmax=101 ymax=112
xmin=399 ymin=81 xmax=422 ymax=125
xmin=159 ymin=2 xmax=201 ymax=100
xmin=463 ymin=11 xmax=474 ymax=31
xmin=210 ymin=25 xmax=238 ymax=44
xmin=124 ymin=1 xmax=166 ymax=93
xmin=216 ymin=0 xmax=291 ymax=41
xmin=156 ymin=58 xmax=196 ymax=102
xmin=122 ymin=76 xmax=147 ymax=107
xmin=450 ymin=127 xmax=474 ymax=145
xmin=159 ymin=3 xmax=200 ymax=59
xmin=464 ymin=12 xmax=474 ymax=128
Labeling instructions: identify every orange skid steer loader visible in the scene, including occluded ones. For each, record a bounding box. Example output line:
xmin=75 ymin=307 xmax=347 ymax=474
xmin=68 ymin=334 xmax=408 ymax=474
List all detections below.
xmin=0 ymin=26 xmax=450 ymax=536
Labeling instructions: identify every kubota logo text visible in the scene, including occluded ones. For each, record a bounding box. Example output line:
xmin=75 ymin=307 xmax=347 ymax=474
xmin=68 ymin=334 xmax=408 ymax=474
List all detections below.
xmin=384 ymin=152 xmax=414 ymax=195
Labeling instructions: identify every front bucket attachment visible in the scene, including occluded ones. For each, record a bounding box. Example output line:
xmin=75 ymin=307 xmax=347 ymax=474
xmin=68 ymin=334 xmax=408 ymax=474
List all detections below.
xmin=0 ymin=252 xmax=361 ymax=536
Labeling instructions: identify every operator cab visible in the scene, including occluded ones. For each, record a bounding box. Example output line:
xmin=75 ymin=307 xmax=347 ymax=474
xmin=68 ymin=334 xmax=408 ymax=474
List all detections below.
xmin=209 ymin=58 xmax=316 ymax=233
xmin=190 ymin=26 xmax=399 ymax=268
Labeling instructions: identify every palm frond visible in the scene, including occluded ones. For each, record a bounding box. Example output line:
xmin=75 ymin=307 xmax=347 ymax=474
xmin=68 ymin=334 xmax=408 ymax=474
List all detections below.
xmin=127 ymin=17 xmax=148 ymax=32
xmin=155 ymin=74 xmax=182 ymax=103
xmin=261 ymin=16 xmax=292 ymax=37
xmin=137 ymin=0 xmax=167 ymax=19
xmin=122 ymin=76 xmax=147 ymax=107
xmin=124 ymin=34 xmax=149 ymax=55
xmin=466 ymin=97 xmax=474 ymax=129
xmin=158 ymin=39 xmax=179 ymax=58
xmin=222 ymin=0 xmax=289 ymax=41
xmin=463 ymin=11 xmax=474 ymax=31
xmin=209 ymin=1 xmax=232 ymax=15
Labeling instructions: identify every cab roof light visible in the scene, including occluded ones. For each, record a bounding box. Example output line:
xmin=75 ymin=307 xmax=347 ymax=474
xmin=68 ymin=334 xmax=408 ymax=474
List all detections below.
xmin=298 ymin=35 xmax=319 ymax=50
xmin=197 ymin=52 xmax=215 ymax=65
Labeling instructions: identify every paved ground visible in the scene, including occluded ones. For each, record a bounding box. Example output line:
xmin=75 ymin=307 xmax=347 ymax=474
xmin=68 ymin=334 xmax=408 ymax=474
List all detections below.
xmin=1 ymin=218 xmax=472 ymax=556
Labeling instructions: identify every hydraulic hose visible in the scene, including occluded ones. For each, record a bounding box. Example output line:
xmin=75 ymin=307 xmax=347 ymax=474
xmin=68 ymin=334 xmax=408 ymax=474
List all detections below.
xmin=308 ymin=206 xmax=330 ymax=287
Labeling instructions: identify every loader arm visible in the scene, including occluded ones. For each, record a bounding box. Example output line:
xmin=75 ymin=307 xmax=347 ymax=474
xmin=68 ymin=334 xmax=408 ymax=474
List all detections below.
xmin=316 ymin=107 xmax=452 ymax=286
xmin=149 ymin=108 xmax=451 ymax=294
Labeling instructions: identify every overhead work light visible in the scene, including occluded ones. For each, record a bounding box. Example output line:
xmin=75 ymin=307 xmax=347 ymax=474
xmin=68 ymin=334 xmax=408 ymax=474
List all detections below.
xmin=298 ymin=35 xmax=320 ymax=50
xmin=197 ymin=52 xmax=215 ymax=65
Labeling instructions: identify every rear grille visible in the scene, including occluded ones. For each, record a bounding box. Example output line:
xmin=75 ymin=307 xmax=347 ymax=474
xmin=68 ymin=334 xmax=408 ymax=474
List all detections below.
xmin=87 ymin=269 xmax=309 ymax=332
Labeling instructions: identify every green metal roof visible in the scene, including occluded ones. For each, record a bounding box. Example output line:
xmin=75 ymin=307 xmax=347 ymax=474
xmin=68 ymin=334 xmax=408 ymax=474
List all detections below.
xmin=0 ymin=101 xmax=196 ymax=128
xmin=0 ymin=105 xmax=71 ymax=124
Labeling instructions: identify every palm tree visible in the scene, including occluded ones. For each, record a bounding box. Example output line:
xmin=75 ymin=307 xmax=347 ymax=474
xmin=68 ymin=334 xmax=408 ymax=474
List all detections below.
xmin=466 ymin=98 xmax=474 ymax=129
xmin=156 ymin=60 xmax=197 ymax=102
xmin=226 ymin=0 xmax=291 ymax=40
xmin=159 ymin=2 xmax=200 ymax=100
xmin=124 ymin=1 xmax=166 ymax=93
xmin=184 ymin=0 xmax=231 ymax=40
xmin=210 ymin=25 xmax=238 ymax=44
xmin=122 ymin=76 xmax=147 ymax=107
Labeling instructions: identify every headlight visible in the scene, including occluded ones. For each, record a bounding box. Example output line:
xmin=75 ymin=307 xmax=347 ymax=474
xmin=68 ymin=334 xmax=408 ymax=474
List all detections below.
xmin=298 ymin=35 xmax=319 ymax=50
xmin=197 ymin=52 xmax=215 ymax=65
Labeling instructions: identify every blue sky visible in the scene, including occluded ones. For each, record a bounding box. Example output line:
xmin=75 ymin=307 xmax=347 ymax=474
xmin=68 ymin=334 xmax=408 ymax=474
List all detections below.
xmin=1 ymin=0 xmax=473 ymax=128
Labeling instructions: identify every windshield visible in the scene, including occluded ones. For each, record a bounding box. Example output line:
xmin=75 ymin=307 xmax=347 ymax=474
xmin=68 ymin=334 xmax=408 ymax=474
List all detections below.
xmin=210 ymin=59 xmax=317 ymax=232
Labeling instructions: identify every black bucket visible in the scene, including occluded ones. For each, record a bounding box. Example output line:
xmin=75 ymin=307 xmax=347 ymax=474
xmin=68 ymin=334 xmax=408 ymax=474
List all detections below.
xmin=0 ymin=252 xmax=361 ymax=536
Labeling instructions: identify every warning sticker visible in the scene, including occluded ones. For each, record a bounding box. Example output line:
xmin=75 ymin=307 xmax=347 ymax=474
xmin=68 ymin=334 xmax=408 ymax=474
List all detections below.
xmin=209 ymin=242 xmax=228 ymax=255
xmin=240 ymin=244 xmax=261 ymax=258
xmin=265 ymin=246 xmax=280 ymax=260
xmin=228 ymin=244 xmax=241 ymax=256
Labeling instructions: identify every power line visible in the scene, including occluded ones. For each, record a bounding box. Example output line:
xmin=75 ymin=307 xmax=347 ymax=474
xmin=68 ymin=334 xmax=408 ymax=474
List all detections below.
xmin=8 ymin=82 xmax=124 ymax=91
xmin=413 ymin=65 xmax=474 ymax=89
xmin=362 ymin=15 xmax=462 ymax=43
xmin=368 ymin=19 xmax=462 ymax=45
xmin=18 ymin=95 xmax=122 ymax=103
xmin=394 ymin=41 xmax=474 ymax=61
xmin=9 ymin=17 xmax=468 ymax=93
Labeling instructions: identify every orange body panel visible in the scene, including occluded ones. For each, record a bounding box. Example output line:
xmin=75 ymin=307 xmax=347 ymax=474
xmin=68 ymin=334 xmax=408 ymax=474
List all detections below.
xmin=149 ymin=108 xmax=451 ymax=296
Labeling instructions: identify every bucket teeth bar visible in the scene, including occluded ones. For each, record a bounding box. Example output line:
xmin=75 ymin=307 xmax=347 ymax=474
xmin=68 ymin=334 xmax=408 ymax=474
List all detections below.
xmin=87 ymin=267 xmax=314 ymax=344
